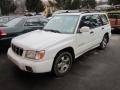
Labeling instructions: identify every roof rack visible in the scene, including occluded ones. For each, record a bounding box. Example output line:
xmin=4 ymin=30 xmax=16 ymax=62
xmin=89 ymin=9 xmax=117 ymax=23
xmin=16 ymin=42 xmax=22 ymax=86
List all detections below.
xmin=52 ymin=9 xmax=101 ymax=16
xmin=79 ymin=9 xmax=100 ymax=13
xmin=62 ymin=9 xmax=100 ymax=13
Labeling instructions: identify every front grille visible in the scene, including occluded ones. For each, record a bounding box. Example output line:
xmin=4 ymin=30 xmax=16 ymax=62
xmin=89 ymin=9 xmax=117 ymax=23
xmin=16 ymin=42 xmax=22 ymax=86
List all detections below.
xmin=11 ymin=44 xmax=23 ymax=56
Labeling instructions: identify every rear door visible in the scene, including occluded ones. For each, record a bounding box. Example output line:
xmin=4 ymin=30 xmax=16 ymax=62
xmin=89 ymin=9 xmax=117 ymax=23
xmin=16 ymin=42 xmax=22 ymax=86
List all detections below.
xmin=88 ymin=14 xmax=104 ymax=44
xmin=100 ymin=14 xmax=110 ymax=32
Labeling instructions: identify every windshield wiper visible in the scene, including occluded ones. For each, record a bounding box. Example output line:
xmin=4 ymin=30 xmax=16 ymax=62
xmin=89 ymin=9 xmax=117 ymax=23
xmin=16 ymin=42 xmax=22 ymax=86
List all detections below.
xmin=43 ymin=29 xmax=61 ymax=33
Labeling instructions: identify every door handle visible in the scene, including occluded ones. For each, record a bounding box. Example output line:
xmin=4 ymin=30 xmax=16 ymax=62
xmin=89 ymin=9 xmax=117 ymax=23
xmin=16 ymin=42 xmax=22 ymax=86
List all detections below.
xmin=90 ymin=31 xmax=94 ymax=34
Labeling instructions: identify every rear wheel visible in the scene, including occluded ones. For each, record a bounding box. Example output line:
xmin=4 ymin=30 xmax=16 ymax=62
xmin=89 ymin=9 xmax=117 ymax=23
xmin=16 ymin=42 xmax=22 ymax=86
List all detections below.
xmin=99 ymin=35 xmax=109 ymax=49
xmin=52 ymin=52 xmax=73 ymax=77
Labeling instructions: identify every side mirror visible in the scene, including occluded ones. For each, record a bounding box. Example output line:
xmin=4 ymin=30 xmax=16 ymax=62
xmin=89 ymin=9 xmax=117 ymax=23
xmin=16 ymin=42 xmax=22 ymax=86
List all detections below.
xmin=79 ymin=26 xmax=90 ymax=33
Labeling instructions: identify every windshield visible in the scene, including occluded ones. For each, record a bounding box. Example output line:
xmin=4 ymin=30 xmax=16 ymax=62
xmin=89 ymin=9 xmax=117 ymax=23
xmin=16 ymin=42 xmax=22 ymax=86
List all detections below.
xmin=44 ymin=15 xmax=79 ymax=34
xmin=4 ymin=17 xmax=23 ymax=27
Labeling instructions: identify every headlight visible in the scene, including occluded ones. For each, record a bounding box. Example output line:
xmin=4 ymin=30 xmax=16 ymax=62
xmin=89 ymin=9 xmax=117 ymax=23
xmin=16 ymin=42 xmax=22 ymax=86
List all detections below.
xmin=25 ymin=50 xmax=45 ymax=60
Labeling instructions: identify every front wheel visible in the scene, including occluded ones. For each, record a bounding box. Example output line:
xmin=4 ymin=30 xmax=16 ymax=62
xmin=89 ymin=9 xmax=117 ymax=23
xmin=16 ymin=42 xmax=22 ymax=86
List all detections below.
xmin=99 ymin=35 xmax=109 ymax=49
xmin=52 ymin=52 xmax=73 ymax=77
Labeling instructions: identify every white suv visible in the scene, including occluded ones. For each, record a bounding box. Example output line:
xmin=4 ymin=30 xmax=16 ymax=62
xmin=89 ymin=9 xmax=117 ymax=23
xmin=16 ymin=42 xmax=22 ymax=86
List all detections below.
xmin=7 ymin=12 xmax=111 ymax=76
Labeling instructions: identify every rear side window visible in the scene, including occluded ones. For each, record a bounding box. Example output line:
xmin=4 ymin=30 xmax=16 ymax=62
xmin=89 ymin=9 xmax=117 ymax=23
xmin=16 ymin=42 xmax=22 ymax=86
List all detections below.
xmin=91 ymin=15 xmax=103 ymax=27
xmin=100 ymin=14 xmax=108 ymax=25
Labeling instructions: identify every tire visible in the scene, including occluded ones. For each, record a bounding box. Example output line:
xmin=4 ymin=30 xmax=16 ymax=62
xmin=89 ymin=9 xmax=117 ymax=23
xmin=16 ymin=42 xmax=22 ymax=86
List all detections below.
xmin=99 ymin=35 xmax=109 ymax=50
xmin=52 ymin=52 xmax=73 ymax=77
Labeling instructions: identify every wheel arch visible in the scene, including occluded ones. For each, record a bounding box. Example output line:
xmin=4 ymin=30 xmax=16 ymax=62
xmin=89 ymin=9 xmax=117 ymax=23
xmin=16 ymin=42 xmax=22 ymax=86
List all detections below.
xmin=52 ymin=47 xmax=75 ymax=76
xmin=54 ymin=47 xmax=75 ymax=62
xmin=104 ymin=32 xmax=109 ymax=42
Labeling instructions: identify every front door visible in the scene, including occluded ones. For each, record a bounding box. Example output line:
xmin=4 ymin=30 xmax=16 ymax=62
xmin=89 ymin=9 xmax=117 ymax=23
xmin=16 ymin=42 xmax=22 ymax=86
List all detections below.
xmin=75 ymin=15 xmax=96 ymax=56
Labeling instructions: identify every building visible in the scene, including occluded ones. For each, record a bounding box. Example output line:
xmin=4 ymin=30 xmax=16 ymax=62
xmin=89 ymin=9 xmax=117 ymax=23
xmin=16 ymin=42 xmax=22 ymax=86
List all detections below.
xmin=13 ymin=0 xmax=26 ymax=14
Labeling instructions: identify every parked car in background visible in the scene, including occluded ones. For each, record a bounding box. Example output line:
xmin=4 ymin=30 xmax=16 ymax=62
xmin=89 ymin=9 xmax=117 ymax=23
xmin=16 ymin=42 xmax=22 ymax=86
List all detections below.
xmin=8 ymin=11 xmax=111 ymax=77
xmin=108 ymin=11 xmax=120 ymax=30
xmin=0 ymin=15 xmax=48 ymax=47
xmin=0 ymin=16 xmax=18 ymax=25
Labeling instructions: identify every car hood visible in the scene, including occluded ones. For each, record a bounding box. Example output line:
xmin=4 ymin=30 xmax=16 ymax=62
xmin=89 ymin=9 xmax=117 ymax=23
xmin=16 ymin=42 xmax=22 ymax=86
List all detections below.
xmin=12 ymin=30 xmax=73 ymax=50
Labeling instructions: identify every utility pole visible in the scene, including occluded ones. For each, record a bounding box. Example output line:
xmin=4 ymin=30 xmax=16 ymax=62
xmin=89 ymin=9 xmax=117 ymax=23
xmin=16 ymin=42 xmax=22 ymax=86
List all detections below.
xmin=0 ymin=8 xmax=1 ymax=16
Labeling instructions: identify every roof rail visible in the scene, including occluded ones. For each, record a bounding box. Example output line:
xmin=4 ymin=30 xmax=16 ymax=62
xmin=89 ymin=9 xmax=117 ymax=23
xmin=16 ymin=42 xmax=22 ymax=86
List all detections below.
xmin=63 ymin=10 xmax=80 ymax=13
xmin=52 ymin=9 xmax=101 ymax=15
xmin=62 ymin=9 xmax=100 ymax=13
xmin=79 ymin=9 xmax=100 ymax=13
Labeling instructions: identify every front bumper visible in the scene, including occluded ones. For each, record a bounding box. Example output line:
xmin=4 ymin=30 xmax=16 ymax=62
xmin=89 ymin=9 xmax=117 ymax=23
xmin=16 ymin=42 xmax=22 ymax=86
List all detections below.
xmin=7 ymin=48 xmax=53 ymax=73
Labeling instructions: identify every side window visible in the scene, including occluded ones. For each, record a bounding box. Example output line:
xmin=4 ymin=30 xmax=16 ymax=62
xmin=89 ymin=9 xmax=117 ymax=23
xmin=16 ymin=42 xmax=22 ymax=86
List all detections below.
xmin=79 ymin=15 xmax=92 ymax=29
xmin=79 ymin=15 xmax=102 ymax=29
xmin=24 ymin=18 xmax=44 ymax=26
xmin=100 ymin=14 xmax=109 ymax=25
xmin=9 ymin=17 xmax=15 ymax=21
xmin=0 ymin=17 xmax=9 ymax=23
xmin=90 ymin=15 xmax=103 ymax=27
